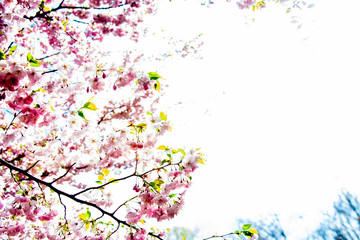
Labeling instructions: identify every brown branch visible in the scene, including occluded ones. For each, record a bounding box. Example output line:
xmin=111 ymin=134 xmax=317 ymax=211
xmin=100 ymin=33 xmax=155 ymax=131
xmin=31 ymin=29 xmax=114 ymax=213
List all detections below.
xmin=42 ymin=69 xmax=58 ymax=75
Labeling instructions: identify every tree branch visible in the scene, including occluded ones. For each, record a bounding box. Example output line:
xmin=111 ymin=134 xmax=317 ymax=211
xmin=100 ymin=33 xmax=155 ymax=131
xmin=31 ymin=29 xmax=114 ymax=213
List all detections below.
xmin=203 ymin=232 xmax=238 ymax=240
xmin=0 ymin=157 xmax=163 ymax=240
xmin=5 ymin=110 xmax=21 ymax=135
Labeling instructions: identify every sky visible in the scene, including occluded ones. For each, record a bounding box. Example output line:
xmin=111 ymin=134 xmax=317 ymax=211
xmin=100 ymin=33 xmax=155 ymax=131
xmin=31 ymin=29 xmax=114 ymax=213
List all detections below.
xmin=133 ymin=0 xmax=360 ymax=239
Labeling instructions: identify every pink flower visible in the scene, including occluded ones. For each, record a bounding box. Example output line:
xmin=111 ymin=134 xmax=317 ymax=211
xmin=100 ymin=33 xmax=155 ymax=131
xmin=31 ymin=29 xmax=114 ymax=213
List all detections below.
xmin=126 ymin=211 xmax=141 ymax=224
xmin=38 ymin=211 xmax=57 ymax=221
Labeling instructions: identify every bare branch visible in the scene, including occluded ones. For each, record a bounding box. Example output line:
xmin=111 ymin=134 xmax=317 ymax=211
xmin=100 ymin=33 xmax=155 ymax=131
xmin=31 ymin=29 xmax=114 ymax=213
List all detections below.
xmin=25 ymin=160 xmax=40 ymax=172
xmin=38 ymin=52 xmax=61 ymax=60
xmin=58 ymin=194 xmax=68 ymax=225
xmin=42 ymin=69 xmax=58 ymax=75
xmin=5 ymin=110 xmax=21 ymax=135
xmin=0 ymin=157 xmax=164 ymax=239
xmin=51 ymin=163 xmax=76 ymax=184
xmin=203 ymin=232 xmax=238 ymax=240
xmin=112 ymin=195 xmax=139 ymax=215
xmin=73 ymin=173 xmax=136 ymax=197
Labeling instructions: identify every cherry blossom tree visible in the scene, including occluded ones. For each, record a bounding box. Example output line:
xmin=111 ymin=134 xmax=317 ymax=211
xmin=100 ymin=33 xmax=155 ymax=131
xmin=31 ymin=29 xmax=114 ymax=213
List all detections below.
xmin=0 ymin=0 xmax=310 ymax=239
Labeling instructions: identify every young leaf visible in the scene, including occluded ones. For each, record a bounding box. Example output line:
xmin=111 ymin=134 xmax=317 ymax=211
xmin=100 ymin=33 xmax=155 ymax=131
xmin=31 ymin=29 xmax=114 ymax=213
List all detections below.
xmin=169 ymin=194 xmax=176 ymax=198
xmin=156 ymin=145 xmax=168 ymax=151
xmin=77 ymin=110 xmax=87 ymax=120
xmin=96 ymin=181 xmax=102 ymax=184
xmin=137 ymin=123 xmax=147 ymax=128
xmin=178 ymin=149 xmax=186 ymax=155
xmin=9 ymin=45 xmax=17 ymax=55
xmin=234 ymin=230 xmax=241 ymax=235
xmin=154 ymin=179 xmax=164 ymax=186
xmin=153 ymin=80 xmax=160 ymax=92
xmin=242 ymin=224 xmax=252 ymax=231
xmin=198 ymin=157 xmax=205 ymax=164
xmin=79 ymin=213 xmax=88 ymax=220
xmin=27 ymin=52 xmax=36 ymax=62
xmin=0 ymin=50 xmax=5 ymax=60
xmin=249 ymin=228 xmax=258 ymax=234
xmin=108 ymin=178 xmax=118 ymax=183
xmin=83 ymin=102 xmax=98 ymax=110
xmin=148 ymin=72 xmax=161 ymax=80
xmin=86 ymin=210 xmax=91 ymax=219
xmin=160 ymin=112 xmax=167 ymax=121
xmin=102 ymin=169 xmax=110 ymax=176
xmin=85 ymin=222 xmax=90 ymax=230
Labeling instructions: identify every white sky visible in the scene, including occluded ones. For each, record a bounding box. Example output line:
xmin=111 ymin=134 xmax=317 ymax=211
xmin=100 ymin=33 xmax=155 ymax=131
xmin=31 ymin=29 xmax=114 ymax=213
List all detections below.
xmin=137 ymin=0 xmax=360 ymax=239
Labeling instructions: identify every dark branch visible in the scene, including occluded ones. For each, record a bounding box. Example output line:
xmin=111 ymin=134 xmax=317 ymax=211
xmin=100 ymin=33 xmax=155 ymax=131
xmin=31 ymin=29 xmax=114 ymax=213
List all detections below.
xmin=25 ymin=160 xmax=40 ymax=172
xmin=203 ymin=232 xmax=238 ymax=240
xmin=58 ymin=194 xmax=68 ymax=224
xmin=42 ymin=69 xmax=58 ymax=75
xmin=5 ymin=110 xmax=21 ymax=135
xmin=0 ymin=157 xmax=163 ymax=240
xmin=38 ymin=52 xmax=61 ymax=60
xmin=51 ymin=163 xmax=76 ymax=184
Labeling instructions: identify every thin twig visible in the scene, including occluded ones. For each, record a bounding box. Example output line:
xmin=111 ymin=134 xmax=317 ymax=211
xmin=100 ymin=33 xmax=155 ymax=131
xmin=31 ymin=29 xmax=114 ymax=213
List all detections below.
xmin=203 ymin=232 xmax=238 ymax=240
xmin=58 ymin=194 xmax=68 ymax=224
xmin=73 ymin=173 xmax=135 ymax=197
xmin=38 ymin=52 xmax=60 ymax=60
xmin=51 ymin=163 xmax=76 ymax=184
xmin=112 ymin=195 xmax=139 ymax=215
xmin=42 ymin=69 xmax=58 ymax=75
xmin=5 ymin=110 xmax=21 ymax=135
xmin=25 ymin=160 xmax=40 ymax=172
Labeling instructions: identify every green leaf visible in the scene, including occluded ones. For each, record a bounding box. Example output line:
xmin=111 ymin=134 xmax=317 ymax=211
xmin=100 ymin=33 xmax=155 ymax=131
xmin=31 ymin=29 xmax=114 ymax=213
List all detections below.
xmin=77 ymin=110 xmax=87 ymax=120
xmin=86 ymin=210 xmax=91 ymax=219
xmin=169 ymin=194 xmax=176 ymax=198
xmin=27 ymin=52 xmax=41 ymax=67
xmin=30 ymin=60 xmax=40 ymax=67
xmin=178 ymin=149 xmax=186 ymax=155
xmin=79 ymin=213 xmax=88 ymax=220
xmin=154 ymin=179 xmax=164 ymax=186
xmin=96 ymin=181 xmax=102 ymax=184
xmin=160 ymin=112 xmax=167 ymax=121
xmin=27 ymin=52 xmax=34 ymax=62
xmin=146 ymin=112 xmax=153 ymax=116
xmin=9 ymin=45 xmax=17 ymax=55
xmin=161 ymin=159 xmax=168 ymax=166
xmin=148 ymin=72 xmax=161 ymax=80
xmin=137 ymin=123 xmax=147 ymax=128
xmin=234 ymin=230 xmax=241 ymax=235
xmin=0 ymin=50 xmax=5 ymax=60
xmin=83 ymin=102 xmax=98 ymax=110
xmin=242 ymin=224 xmax=252 ymax=231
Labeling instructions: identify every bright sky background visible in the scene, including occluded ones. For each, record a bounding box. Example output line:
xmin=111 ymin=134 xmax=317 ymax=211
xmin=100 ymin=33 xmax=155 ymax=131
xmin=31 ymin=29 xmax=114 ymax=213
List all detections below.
xmin=131 ymin=0 xmax=360 ymax=239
